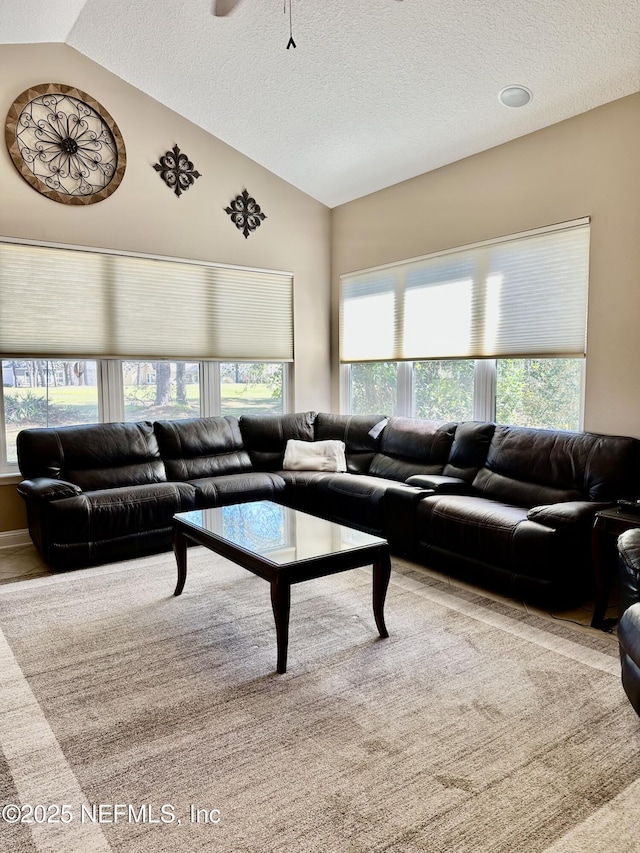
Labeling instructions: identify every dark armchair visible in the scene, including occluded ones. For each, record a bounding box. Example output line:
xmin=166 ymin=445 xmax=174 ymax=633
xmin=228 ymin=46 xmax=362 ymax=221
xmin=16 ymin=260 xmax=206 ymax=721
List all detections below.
xmin=617 ymin=528 xmax=640 ymax=716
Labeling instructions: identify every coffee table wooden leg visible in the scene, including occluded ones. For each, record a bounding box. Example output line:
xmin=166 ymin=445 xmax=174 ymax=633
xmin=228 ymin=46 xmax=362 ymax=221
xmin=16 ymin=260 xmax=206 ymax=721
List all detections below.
xmin=373 ymin=549 xmax=391 ymax=638
xmin=173 ymin=527 xmax=188 ymax=596
xmin=270 ymin=577 xmax=291 ymax=674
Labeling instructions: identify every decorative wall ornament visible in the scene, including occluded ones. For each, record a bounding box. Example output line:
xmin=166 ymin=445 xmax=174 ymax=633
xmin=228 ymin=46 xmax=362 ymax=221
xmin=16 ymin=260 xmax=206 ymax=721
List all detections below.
xmin=153 ymin=144 xmax=201 ymax=197
xmin=5 ymin=83 xmax=126 ymax=205
xmin=224 ymin=189 xmax=267 ymax=238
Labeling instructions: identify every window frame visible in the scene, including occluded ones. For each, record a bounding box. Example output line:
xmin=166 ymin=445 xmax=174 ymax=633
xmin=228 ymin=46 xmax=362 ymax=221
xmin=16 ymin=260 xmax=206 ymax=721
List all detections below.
xmin=0 ymin=359 xmax=292 ymax=474
xmin=342 ymin=358 xmax=585 ymax=430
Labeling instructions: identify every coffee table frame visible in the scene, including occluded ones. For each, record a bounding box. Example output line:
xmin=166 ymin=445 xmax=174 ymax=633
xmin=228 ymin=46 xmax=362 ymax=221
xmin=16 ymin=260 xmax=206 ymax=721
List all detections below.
xmin=172 ymin=506 xmax=391 ymax=674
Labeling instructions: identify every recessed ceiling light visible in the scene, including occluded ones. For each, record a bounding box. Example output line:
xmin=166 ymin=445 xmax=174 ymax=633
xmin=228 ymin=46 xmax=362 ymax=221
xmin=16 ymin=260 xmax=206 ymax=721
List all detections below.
xmin=498 ymin=85 xmax=533 ymax=108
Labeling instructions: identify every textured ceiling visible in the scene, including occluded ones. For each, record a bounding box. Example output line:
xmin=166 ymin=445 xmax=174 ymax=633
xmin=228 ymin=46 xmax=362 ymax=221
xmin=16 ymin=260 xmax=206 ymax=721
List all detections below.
xmin=2 ymin=0 xmax=639 ymax=207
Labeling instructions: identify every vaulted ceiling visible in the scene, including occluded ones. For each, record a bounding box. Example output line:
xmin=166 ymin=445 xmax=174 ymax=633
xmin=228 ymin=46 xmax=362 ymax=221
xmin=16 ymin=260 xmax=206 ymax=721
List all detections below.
xmin=2 ymin=0 xmax=639 ymax=207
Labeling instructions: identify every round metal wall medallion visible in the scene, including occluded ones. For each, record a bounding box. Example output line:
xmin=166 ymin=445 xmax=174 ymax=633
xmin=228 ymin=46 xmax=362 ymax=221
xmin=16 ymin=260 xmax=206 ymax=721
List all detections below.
xmin=5 ymin=83 xmax=126 ymax=205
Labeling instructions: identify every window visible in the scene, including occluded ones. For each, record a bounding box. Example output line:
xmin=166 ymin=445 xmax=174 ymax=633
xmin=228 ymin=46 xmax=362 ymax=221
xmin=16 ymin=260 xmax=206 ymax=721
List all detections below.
xmin=0 ymin=238 xmax=294 ymax=471
xmin=123 ymin=362 xmax=201 ymax=421
xmin=1 ymin=359 xmax=289 ymax=469
xmin=495 ymin=358 xmax=583 ymax=431
xmin=1 ymin=359 xmax=99 ymax=464
xmin=412 ymin=360 xmax=475 ymax=421
xmin=351 ymin=362 xmax=398 ymax=416
xmin=340 ymin=219 xmax=589 ymax=429
xmin=342 ymin=358 xmax=584 ymax=428
xmin=219 ymin=363 xmax=285 ymax=417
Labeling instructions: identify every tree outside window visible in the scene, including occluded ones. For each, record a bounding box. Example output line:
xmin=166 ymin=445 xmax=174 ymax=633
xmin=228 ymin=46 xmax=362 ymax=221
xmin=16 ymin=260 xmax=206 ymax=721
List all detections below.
xmin=122 ymin=361 xmax=200 ymax=421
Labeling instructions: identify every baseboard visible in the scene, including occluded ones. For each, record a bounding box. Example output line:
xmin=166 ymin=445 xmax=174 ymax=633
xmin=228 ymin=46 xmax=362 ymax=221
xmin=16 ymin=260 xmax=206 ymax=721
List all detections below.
xmin=0 ymin=529 xmax=31 ymax=548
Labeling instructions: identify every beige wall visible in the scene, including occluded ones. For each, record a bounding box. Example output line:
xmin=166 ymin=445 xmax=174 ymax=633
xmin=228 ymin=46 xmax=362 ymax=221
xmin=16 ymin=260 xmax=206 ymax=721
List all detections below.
xmin=331 ymin=93 xmax=640 ymax=439
xmin=0 ymin=43 xmax=331 ymax=532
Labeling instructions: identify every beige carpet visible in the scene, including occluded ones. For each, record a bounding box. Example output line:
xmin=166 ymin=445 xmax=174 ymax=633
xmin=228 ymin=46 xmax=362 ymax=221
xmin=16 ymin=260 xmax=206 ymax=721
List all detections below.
xmin=0 ymin=549 xmax=639 ymax=853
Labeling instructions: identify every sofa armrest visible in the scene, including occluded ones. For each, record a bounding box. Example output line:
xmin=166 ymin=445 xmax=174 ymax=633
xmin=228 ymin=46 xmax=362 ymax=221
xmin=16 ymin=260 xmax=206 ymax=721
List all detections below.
xmin=384 ymin=484 xmax=435 ymax=552
xmin=17 ymin=477 xmax=83 ymax=503
xmin=527 ymin=501 xmax=612 ymax=530
xmin=406 ymin=474 xmax=470 ymax=494
xmin=618 ymin=529 xmax=640 ymax=616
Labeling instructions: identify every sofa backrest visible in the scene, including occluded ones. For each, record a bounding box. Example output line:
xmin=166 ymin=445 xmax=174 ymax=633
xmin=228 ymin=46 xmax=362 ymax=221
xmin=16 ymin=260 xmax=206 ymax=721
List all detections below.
xmin=17 ymin=421 xmax=166 ymax=490
xmin=239 ymin=411 xmax=316 ymax=470
xmin=443 ymin=421 xmax=496 ymax=482
xmin=314 ymin=413 xmax=387 ymax=474
xmin=154 ymin=416 xmax=252 ymax=481
xmin=472 ymin=425 xmax=638 ymax=506
xmin=368 ymin=417 xmax=457 ymax=481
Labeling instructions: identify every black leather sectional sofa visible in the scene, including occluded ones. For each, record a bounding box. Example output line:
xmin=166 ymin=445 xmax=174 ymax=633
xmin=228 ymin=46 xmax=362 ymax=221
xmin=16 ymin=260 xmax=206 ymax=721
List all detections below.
xmin=16 ymin=411 xmax=639 ymax=607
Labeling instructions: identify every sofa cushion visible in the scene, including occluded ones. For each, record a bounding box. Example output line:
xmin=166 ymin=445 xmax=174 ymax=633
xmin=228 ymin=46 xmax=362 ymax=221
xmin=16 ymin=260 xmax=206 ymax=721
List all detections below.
xmin=369 ymin=417 xmax=456 ymax=481
xmin=17 ymin=421 xmax=166 ymax=490
xmin=473 ymin=469 xmax=583 ymax=508
xmin=314 ymin=413 xmax=387 ymax=474
xmin=275 ymin=469 xmax=334 ymax=514
xmin=416 ymin=494 xmax=557 ymax=578
xmin=239 ymin=412 xmax=316 ymax=470
xmin=154 ymin=416 xmax=252 ymax=480
xmin=472 ymin=425 xmax=638 ymax=507
xmin=315 ymin=473 xmax=414 ymax=534
xmin=443 ymin=421 xmax=496 ymax=481
xmin=189 ymin=472 xmax=285 ymax=507
xmin=48 ymin=481 xmax=196 ymax=544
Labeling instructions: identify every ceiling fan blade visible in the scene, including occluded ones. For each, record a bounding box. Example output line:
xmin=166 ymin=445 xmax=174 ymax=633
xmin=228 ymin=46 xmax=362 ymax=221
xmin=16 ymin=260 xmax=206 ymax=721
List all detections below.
xmin=213 ymin=0 xmax=242 ymax=16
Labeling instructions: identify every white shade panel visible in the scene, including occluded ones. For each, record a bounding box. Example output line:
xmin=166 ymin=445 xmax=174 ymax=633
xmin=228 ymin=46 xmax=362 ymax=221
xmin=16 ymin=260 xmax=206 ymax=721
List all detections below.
xmin=0 ymin=241 xmax=293 ymax=361
xmin=341 ymin=219 xmax=589 ymax=362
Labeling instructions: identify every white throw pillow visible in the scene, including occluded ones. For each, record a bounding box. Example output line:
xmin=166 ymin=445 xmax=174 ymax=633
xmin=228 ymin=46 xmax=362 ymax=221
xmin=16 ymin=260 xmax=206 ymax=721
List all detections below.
xmin=283 ymin=439 xmax=347 ymax=472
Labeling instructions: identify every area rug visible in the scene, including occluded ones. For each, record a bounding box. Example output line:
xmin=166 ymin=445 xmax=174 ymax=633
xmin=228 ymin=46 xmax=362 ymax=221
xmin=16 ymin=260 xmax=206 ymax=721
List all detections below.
xmin=0 ymin=549 xmax=638 ymax=853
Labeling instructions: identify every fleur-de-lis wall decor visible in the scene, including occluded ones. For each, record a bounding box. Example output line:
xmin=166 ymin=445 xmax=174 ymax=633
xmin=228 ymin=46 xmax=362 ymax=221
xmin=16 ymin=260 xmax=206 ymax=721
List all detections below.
xmin=153 ymin=144 xmax=201 ymax=197
xmin=224 ymin=189 xmax=267 ymax=238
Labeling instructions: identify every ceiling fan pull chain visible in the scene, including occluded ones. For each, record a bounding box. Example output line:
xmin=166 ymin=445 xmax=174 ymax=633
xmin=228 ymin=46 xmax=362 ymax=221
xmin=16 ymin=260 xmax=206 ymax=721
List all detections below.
xmin=286 ymin=0 xmax=297 ymax=49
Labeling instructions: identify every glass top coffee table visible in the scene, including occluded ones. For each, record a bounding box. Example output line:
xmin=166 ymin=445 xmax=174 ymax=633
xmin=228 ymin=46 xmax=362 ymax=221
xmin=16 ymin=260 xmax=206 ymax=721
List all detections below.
xmin=172 ymin=500 xmax=391 ymax=673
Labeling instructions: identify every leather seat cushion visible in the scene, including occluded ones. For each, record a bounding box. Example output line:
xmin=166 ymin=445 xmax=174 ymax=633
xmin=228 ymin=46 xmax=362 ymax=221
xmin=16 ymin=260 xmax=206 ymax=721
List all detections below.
xmin=275 ymin=470 xmax=334 ymax=513
xmin=189 ymin=472 xmax=286 ymax=507
xmin=316 ymin=473 xmax=403 ymax=532
xmin=416 ymin=494 xmax=556 ymax=576
xmin=48 ymin=482 xmax=196 ymax=544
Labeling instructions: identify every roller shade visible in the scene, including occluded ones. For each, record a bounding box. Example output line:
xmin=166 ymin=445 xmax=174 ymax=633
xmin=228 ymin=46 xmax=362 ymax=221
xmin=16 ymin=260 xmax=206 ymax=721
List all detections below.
xmin=0 ymin=240 xmax=293 ymax=361
xmin=341 ymin=219 xmax=589 ymax=362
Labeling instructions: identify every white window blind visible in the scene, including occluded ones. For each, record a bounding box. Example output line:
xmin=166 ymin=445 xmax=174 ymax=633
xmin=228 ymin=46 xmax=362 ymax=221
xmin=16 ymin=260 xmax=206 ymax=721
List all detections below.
xmin=340 ymin=218 xmax=590 ymax=362
xmin=0 ymin=240 xmax=293 ymax=361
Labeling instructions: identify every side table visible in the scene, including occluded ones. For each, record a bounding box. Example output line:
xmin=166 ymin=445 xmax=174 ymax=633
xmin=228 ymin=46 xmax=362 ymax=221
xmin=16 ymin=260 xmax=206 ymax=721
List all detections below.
xmin=591 ymin=507 xmax=640 ymax=630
